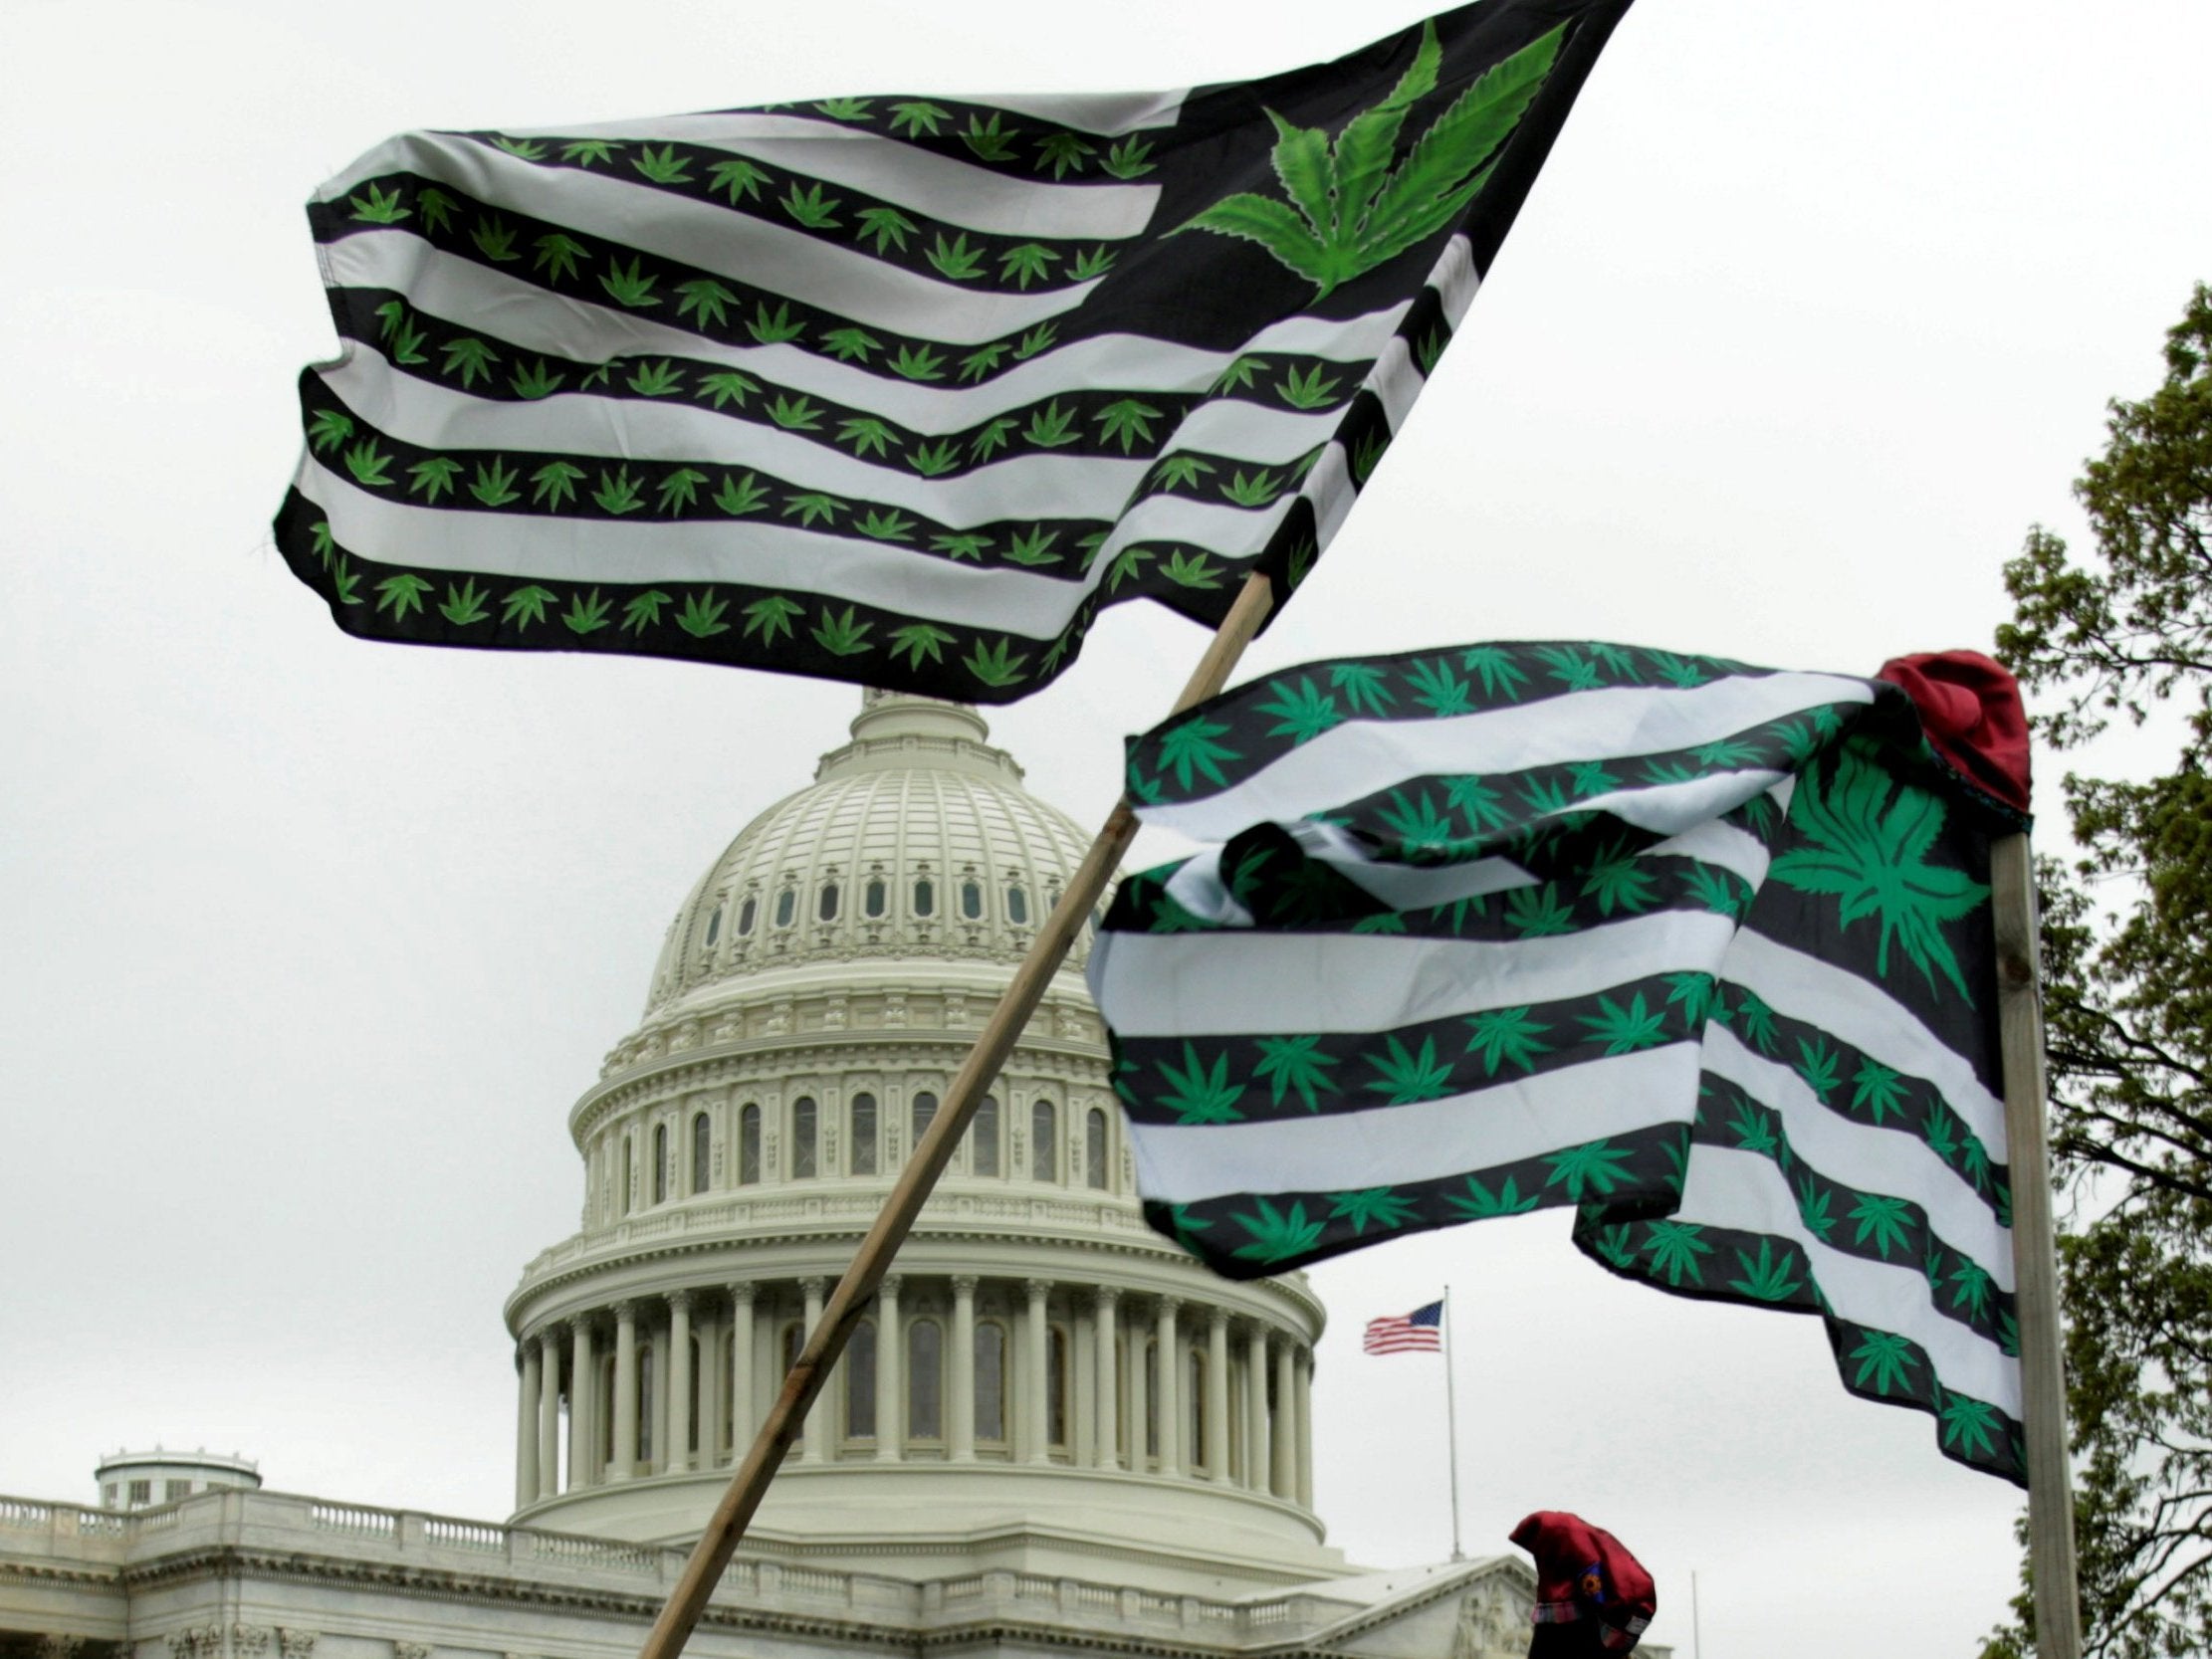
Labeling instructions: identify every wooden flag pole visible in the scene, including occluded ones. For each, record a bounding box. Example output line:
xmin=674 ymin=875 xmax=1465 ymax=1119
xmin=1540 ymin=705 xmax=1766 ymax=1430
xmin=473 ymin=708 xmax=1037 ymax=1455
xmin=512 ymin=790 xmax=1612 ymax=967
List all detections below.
xmin=1990 ymin=832 xmax=2083 ymax=1659
xmin=632 ymin=571 xmax=1276 ymax=1659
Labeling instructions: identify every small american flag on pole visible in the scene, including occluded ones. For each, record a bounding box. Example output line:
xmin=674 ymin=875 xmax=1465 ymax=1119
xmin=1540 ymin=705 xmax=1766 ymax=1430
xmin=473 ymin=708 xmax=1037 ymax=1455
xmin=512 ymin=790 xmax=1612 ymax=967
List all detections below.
xmin=1363 ymin=1300 xmax=1444 ymax=1354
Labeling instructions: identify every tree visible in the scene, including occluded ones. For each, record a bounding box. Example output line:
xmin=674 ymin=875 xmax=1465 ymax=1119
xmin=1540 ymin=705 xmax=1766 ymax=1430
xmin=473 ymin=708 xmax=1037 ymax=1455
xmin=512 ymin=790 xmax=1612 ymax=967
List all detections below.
xmin=1983 ymin=285 xmax=2212 ymax=1659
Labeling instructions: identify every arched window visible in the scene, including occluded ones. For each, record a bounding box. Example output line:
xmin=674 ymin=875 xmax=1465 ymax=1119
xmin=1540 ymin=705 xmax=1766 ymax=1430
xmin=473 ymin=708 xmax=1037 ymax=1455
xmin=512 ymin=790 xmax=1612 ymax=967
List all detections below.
xmin=1006 ymin=885 xmax=1028 ymax=926
xmin=864 ymin=878 xmax=888 ymax=918
xmin=818 ymin=882 xmax=839 ymax=922
xmin=1031 ymin=1099 xmax=1056 ymax=1182
xmin=738 ymin=1105 xmax=762 ymax=1185
xmin=1187 ymin=1348 xmax=1208 ymax=1471
xmin=621 ymin=1138 xmax=634 ymax=1214
xmin=774 ymin=888 xmax=796 ymax=928
xmin=850 ymin=1093 xmax=877 ymax=1176
xmin=970 ymin=1094 xmax=1000 ymax=1176
xmin=791 ymin=1097 xmax=818 ymax=1178
xmin=1085 ymin=1108 xmax=1109 ymax=1191
xmin=908 ymin=1320 xmax=943 ymax=1440
xmin=913 ymin=878 xmax=935 ymax=917
xmin=1046 ymin=1326 xmax=1070 ymax=1449
xmin=961 ymin=879 xmax=984 ymax=919
xmin=652 ymin=1124 xmax=669 ymax=1203
xmin=704 ymin=907 xmax=722 ymax=946
xmin=691 ymin=1111 xmax=711 ymax=1194
xmin=688 ymin=1333 xmax=704 ymax=1456
xmin=600 ymin=1353 xmax=617 ymax=1464
xmin=912 ymin=1091 xmax=938 ymax=1143
xmin=1144 ymin=1341 xmax=1161 ymax=1460
xmin=846 ymin=1320 xmax=877 ymax=1441
xmin=638 ymin=1345 xmax=656 ymax=1466
xmin=738 ymin=896 xmax=757 ymax=935
xmin=975 ymin=1323 xmax=1006 ymax=1442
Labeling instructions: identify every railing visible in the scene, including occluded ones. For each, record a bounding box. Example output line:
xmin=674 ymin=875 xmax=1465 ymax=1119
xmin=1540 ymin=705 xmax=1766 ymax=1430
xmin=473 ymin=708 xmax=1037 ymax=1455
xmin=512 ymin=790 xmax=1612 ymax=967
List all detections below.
xmin=424 ymin=1517 xmax=504 ymax=1553
xmin=309 ymin=1502 xmax=397 ymax=1540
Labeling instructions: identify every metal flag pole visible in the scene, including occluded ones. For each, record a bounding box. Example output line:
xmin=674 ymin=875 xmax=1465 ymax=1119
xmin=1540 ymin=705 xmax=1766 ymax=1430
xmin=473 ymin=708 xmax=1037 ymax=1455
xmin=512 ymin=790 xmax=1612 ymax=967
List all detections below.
xmin=632 ymin=571 xmax=1276 ymax=1659
xmin=1990 ymin=833 xmax=2084 ymax=1659
xmin=1442 ymin=1285 xmax=1463 ymax=1562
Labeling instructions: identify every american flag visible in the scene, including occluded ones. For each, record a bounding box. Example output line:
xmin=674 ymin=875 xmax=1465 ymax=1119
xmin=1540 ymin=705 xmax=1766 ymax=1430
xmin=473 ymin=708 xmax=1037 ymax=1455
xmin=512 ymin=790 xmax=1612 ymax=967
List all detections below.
xmin=1363 ymin=1300 xmax=1444 ymax=1354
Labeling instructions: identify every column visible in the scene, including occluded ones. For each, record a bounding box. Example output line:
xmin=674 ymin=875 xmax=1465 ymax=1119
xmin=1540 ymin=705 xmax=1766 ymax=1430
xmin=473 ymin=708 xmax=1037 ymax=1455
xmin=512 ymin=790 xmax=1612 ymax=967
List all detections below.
xmin=1271 ymin=1338 xmax=1296 ymax=1499
xmin=537 ymin=1327 xmax=561 ymax=1500
xmin=800 ymin=1278 xmax=827 ymax=1462
xmin=1293 ymin=1346 xmax=1313 ymax=1510
xmin=1093 ymin=1288 xmax=1120 ymax=1470
xmin=728 ymin=1284 xmax=756 ymax=1459
xmin=1156 ymin=1297 xmax=1182 ymax=1477
xmin=515 ymin=1342 xmax=541 ymax=1509
xmin=1206 ymin=1310 xmax=1231 ymax=1481
xmin=570 ymin=1319 xmax=597 ymax=1487
xmin=611 ymin=1302 xmax=639 ymax=1481
xmin=1024 ymin=1279 xmax=1050 ymax=1465
xmin=1242 ymin=1324 xmax=1268 ymax=1492
xmin=1125 ymin=1308 xmax=1149 ymax=1473
xmin=875 ymin=1275 xmax=904 ymax=1461
xmin=667 ymin=1292 xmax=694 ymax=1474
xmin=950 ymin=1276 xmax=978 ymax=1462
xmin=697 ymin=1308 xmax=723 ymax=1466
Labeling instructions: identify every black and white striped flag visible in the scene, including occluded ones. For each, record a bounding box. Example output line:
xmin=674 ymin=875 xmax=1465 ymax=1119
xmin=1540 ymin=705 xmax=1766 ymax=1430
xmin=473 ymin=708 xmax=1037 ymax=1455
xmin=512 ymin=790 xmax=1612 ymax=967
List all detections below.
xmin=277 ymin=1 xmax=1631 ymax=702
xmin=1088 ymin=642 xmax=2032 ymax=1481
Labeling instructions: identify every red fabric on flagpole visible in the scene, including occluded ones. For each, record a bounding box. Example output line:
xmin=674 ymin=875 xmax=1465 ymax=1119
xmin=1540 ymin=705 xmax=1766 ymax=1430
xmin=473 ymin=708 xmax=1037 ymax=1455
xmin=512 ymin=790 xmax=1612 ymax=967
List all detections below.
xmin=1875 ymin=650 xmax=2033 ymax=815
xmin=1508 ymin=1510 xmax=1656 ymax=1655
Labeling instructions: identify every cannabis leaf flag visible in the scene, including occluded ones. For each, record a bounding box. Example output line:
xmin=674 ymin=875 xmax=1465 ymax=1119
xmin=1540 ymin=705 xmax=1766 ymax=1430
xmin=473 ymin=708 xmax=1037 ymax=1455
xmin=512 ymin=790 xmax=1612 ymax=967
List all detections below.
xmin=1088 ymin=642 xmax=2033 ymax=1482
xmin=277 ymin=0 xmax=1631 ymax=702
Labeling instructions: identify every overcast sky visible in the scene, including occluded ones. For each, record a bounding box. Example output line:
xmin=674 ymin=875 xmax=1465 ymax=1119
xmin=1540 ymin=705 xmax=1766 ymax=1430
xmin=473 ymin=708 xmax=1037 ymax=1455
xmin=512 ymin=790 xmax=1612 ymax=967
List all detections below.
xmin=4 ymin=3 xmax=2207 ymax=1657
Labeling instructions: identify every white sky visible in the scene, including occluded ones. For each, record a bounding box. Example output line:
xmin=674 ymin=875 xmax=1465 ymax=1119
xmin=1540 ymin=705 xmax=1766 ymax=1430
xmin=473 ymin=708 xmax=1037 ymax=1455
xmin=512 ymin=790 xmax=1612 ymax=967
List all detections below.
xmin=3 ymin=3 xmax=2206 ymax=1657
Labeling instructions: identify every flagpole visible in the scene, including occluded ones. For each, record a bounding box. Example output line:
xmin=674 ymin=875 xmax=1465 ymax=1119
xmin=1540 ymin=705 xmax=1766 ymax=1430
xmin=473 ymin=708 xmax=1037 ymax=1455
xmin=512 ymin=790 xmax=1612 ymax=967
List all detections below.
xmin=631 ymin=571 xmax=1277 ymax=1659
xmin=1442 ymin=1285 xmax=1463 ymax=1562
xmin=1990 ymin=833 xmax=2083 ymax=1659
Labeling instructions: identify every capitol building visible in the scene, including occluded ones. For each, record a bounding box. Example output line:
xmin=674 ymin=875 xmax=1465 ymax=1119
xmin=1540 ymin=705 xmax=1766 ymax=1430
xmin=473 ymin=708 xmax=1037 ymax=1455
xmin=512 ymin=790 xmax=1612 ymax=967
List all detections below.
xmin=1 ymin=695 xmax=1648 ymax=1659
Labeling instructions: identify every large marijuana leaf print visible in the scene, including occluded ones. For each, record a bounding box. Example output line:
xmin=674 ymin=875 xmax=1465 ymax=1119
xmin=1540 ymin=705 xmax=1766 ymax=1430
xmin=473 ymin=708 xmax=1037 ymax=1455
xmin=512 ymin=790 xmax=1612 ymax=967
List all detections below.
xmin=1175 ymin=21 xmax=1564 ymax=299
xmin=1770 ymin=739 xmax=1990 ymax=1000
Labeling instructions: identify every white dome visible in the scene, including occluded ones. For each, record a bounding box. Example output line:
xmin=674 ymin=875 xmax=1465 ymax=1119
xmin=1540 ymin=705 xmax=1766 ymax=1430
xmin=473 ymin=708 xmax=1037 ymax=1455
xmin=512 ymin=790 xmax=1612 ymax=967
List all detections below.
xmin=644 ymin=693 xmax=1094 ymax=1019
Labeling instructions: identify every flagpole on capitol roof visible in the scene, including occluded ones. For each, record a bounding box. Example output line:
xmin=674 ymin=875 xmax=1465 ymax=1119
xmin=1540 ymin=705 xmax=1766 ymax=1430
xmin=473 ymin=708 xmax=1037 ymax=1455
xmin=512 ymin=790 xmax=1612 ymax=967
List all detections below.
xmin=630 ymin=571 xmax=1276 ymax=1659
xmin=1442 ymin=1287 xmax=1464 ymax=1562
xmin=1990 ymin=834 xmax=2085 ymax=1659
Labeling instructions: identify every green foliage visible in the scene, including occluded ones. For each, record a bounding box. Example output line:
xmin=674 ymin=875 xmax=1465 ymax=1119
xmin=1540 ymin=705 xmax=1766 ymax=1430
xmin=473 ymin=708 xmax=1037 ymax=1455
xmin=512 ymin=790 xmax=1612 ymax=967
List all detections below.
xmin=959 ymin=343 xmax=1007 ymax=382
xmin=742 ymin=594 xmax=801 ymax=643
xmin=854 ymin=508 xmax=915 ymax=542
xmin=559 ymin=138 xmax=617 ymax=167
xmin=698 ymin=369 xmax=760 ymax=410
xmin=510 ymin=359 xmax=565 ymax=400
xmin=748 ymin=302 xmax=805 ymax=344
xmin=1254 ymin=676 xmax=1343 ymax=744
xmin=621 ymin=590 xmax=670 ymax=633
xmin=963 ymin=637 xmax=1029 ymax=689
xmin=348 ymin=181 xmax=410 ymax=224
xmin=490 ymin=135 xmax=547 ymax=161
xmin=1103 ymin=137 xmax=1155 ymax=178
xmin=908 ymin=439 xmax=960 ymax=476
xmin=1095 ymin=398 xmax=1161 ymax=454
xmin=500 ymin=584 xmax=556 ymax=629
xmin=998 ymin=242 xmax=1057 ymax=289
xmin=766 ymin=394 xmax=823 ymax=431
xmin=437 ymin=578 xmax=490 ymax=625
xmin=1012 ymin=322 xmax=1057 ymax=360
xmin=373 ymin=572 xmax=432 ymax=619
xmin=631 ymin=143 xmax=692 ymax=185
xmin=1543 ymin=1138 xmax=1639 ymax=1202
xmin=561 ymin=588 xmax=613 ymax=635
xmin=308 ymin=409 xmax=353 ymax=454
xmin=888 ymin=101 xmax=949 ymax=138
xmin=708 ymin=157 xmax=769 ymax=204
xmin=888 ymin=622 xmax=955 ymax=670
xmin=1252 ymin=1034 xmax=1340 ymax=1111
xmin=1644 ymin=1220 xmax=1713 ymax=1286
xmin=836 ymin=415 xmax=896 ymax=456
xmin=888 ymin=343 xmax=946 ymax=381
xmin=1003 ymin=526 xmax=1060 ymax=566
xmin=1034 ymin=131 xmax=1095 ymax=179
xmin=406 ymin=456 xmax=462 ymax=502
xmin=1277 ymin=363 xmax=1342 ymax=410
xmin=598 ymin=257 xmax=660 ymax=308
xmin=675 ymin=591 xmax=732 ymax=638
xmin=343 ymin=439 xmax=394 ymax=488
xmin=1220 ymin=469 xmax=1281 ymax=508
xmin=960 ymin=111 xmax=1019 ymax=162
xmin=927 ymin=232 xmax=986 ymax=282
xmin=1726 ymin=1238 xmax=1803 ymax=1302
xmin=1982 ymin=293 xmax=2212 ymax=1659
xmin=782 ymin=492 xmax=839 ymax=528
xmin=1154 ymin=453 xmax=1216 ymax=493
xmin=589 ymin=466 xmax=643 ymax=515
xmin=814 ymin=97 xmax=871 ymax=122
xmin=1157 ymin=1043 xmax=1246 ymax=1124
xmin=780 ymin=181 xmax=841 ymax=229
xmin=655 ymin=468 xmax=707 ymax=515
xmin=1330 ymin=1186 xmax=1420 ymax=1235
xmin=675 ymin=278 xmax=738 ymax=328
xmin=472 ymin=215 xmax=522 ymax=262
xmin=627 ymin=359 xmax=684 ymax=397
xmin=1229 ymin=1197 xmax=1325 ymax=1265
xmin=1156 ymin=716 xmax=1238 ymax=791
xmin=1024 ymin=401 xmax=1080 ymax=448
xmin=530 ymin=461 xmax=585 ymax=509
xmin=932 ymin=531 xmax=992 ymax=562
xmin=809 ymin=604 xmax=873 ymax=656
xmin=1174 ymin=22 xmax=1562 ymax=298
xmin=1445 ymin=1174 xmax=1538 ymax=1219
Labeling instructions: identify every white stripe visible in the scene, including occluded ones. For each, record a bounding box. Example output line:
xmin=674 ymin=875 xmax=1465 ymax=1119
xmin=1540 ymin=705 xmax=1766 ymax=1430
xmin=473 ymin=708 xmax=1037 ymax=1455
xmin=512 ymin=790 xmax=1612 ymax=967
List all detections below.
xmin=1129 ymin=1045 xmax=1697 ymax=1202
xmin=315 ymin=350 xmax=1152 ymax=523
xmin=326 ymin=117 xmax=1167 ymax=241
xmin=1136 ymin=675 xmax=1879 ymax=844
xmin=1701 ymin=1027 xmax=2014 ymax=1290
xmin=1575 ymin=770 xmax=1790 ymax=839
xmin=1156 ymin=400 xmax=1347 ymax=464
xmin=493 ymin=91 xmax=1190 ymax=143
xmin=294 ymin=453 xmax=1086 ymax=637
xmin=1088 ymin=908 xmax=1740 ymax=1037
xmin=1721 ymin=931 xmax=2009 ymax=1152
xmin=323 ymin=233 xmax=1413 ymax=428
xmin=1672 ymin=1145 xmax=2021 ymax=1413
xmin=320 ymin=133 xmax=1093 ymax=342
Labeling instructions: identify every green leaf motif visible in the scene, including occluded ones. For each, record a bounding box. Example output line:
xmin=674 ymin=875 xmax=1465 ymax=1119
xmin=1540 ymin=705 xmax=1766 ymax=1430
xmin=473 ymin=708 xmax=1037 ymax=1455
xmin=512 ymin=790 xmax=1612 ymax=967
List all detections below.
xmin=698 ymin=369 xmax=760 ymax=410
xmin=1095 ymin=398 xmax=1161 ymax=454
xmin=1850 ymin=1331 xmax=1917 ymax=1396
xmin=437 ymin=578 xmax=490 ymax=625
xmin=1175 ymin=22 xmax=1561 ymax=297
xmin=811 ymin=605 xmax=874 ymax=656
xmin=928 ymin=232 xmax=986 ymax=282
xmin=343 ymin=439 xmax=394 ymax=488
xmin=742 ymin=595 xmax=801 ymax=643
xmin=781 ymin=181 xmax=841 ymax=229
xmin=1643 ymin=1220 xmax=1712 ymax=1286
xmin=1277 ymin=362 xmax=1342 ymax=410
xmin=676 ymin=592 xmax=731 ymax=638
xmin=708 ymin=158 xmax=769 ymax=203
xmin=1013 ymin=322 xmax=1058 ymax=361
xmin=348 ymin=182 xmax=410 ymax=224
xmin=1446 ymin=1173 xmax=1539 ymax=1219
xmin=501 ymin=584 xmax=556 ymax=629
xmin=1157 ymin=1043 xmax=1246 ymax=1125
xmin=560 ymin=139 xmax=618 ymax=168
xmin=472 ymin=216 xmax=522 ymax=262
xmin=888 ymin=102 xmax=948 ymax=138
xmin=1769 ymin=741 xmax=1992 ymax=1000
xmin=1034 ymin=131 xmax=1095 ymax=179
xmin=531 ymin=460 xmax=585 ymax=509
xmin=374 ymin=572 xmax=432 ymax=619
xmin=1330 ymin=1186 xmax=1420 ymax=1236
xmin=1229 ymin=1197 xmax=1325 ymax=1265
xmin=1254 ymin=677 xmax=1343 ymax=745
xmin=1937 ymin=1391 xmax=2002 ymax=1460
xmin=511 ymin=359 xmax=565 ymax=400
xmin=1581 ymin=993 xmax=1671 ymax=1057
xmin=1156 ymin=717 xmax=1239 ymax=792
xmin=561 ymin=588 xmax=613 ymax=635
xmin=656 ymin=468 xmax=708 ymax=515
xmin=627 ymin=359 xmax=684 ymax=397
xmin=889 ymin=622 xmax=955 ymax=670
xmin=1252 ymin=1035 xmax=1340 ymax=1112
xmin=675 ymin=279 xmax=737 ymax=328
xmin=961 ymin=111 xmax=1020 ymax=162
xmin=621 ymin=590 xmax=671 ymax=633
xmin=1543 ymin=1139 xmax=1639 ymax=1202
xmin=964 ymin=637 xmax=1029 ymax=689
xmin=1464 ymin=1007 xmax=1551 ymax=1076
xmin=1850 ymin=1192 xmax=1912 ymax=1260
xmin=1363 ymin=1034 xmax=1453 ymax=1104
xmin=748 ymin=302 xmax=805 ymax=344
xmin=1727 ymin=1238 xmax=1804 ymax=1302
xmin=631 ymin=143 xmax=692 ymax=185
xmin=590 ymin=467 xmax=643 ymax=515
xmin=598 ymin=257 xmax=659 ymax=308
xmin=308 ymin=409 xmax=353 ymax=454
xmin=406 ymin=456 xmax=462 ymax=503
xmin=1024 ymin=401 xmax=1080 ymax=448
xmin=1103 ymin=136 xmax=1155 ymax=178
xmin=713 ymin=472 xmax=769 ymax=516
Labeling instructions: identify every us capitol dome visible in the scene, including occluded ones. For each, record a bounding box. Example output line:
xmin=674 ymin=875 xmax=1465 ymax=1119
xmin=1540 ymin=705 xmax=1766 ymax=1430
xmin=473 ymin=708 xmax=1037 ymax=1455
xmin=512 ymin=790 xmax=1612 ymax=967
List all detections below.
xmin=503 ymin=691 xmax=1333 ymax=1586
xmin=1 ymin=693 xmax=1630 ymax=1659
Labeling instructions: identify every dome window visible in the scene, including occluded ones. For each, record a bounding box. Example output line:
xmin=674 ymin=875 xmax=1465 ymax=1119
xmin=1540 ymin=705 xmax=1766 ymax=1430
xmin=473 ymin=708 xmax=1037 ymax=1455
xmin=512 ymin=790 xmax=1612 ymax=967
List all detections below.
xmin=738 ymin=896 xmax=757 ymax=935
xmin=818 ymin=882 xmax=840 ymax=922
xmin=691 ymin=1111 xmax=712 ymax=1194
xmin=704 ymin=907 xmax=722 ymax=946
xmin=912 ymin=1090 xmax=938 ymax=1142
xmin=1006 ymin=885 xmax=1028 ymax=926
xmin=791 ymin=1096 xmax=818 ymax=1178
xmin=1085 ymin=1108 xmax=1110 ymax=1191
xmin=1030 ymin=1099 xmax=1057 ymax=1182
xmin=913 ymin=878 xmax=935 ymax=917
xmin=907 ymin=1319 xmax=944 ymax=1440
xmin=975 ymin=1323 xmax=1007 ymax=1442
xmin=970 ymin=1094 xmax=1000 ymax=1176
xmin=864 ymin=878 xmax=887 ymax=918
xmin=961 ymin=879 xmax=984 ymax=920
xmin=849 ymin=1093 xmax=878 ymax=1175
xmin=738 ymin=1105 xmax=762 ymax=1185
xmin=845 ymin=1320 xmax=877 ymax=1441
xmin=652 ymin=1124 xmax=670 ymax=1203
xmin=774 ymin=889 xmax=796 ymax=928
